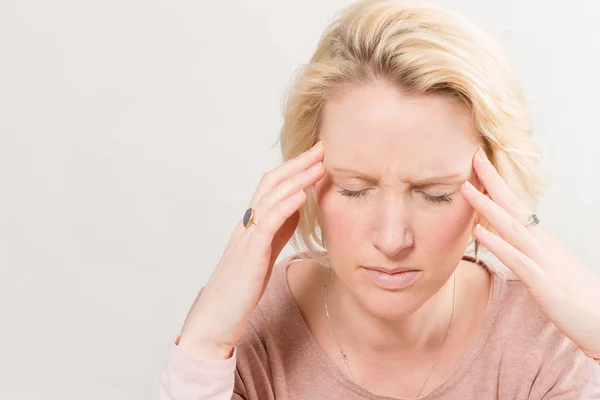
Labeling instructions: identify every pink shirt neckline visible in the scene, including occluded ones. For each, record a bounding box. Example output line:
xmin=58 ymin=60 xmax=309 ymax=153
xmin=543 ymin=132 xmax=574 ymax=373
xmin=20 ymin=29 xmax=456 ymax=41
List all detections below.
xmin=275 ymin=253 xmax=506 ymax=399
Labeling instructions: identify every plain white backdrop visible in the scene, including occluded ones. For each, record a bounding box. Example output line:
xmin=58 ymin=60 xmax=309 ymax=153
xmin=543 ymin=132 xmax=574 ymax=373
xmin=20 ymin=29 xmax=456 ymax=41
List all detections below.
xmin=1 ymin=0 xmax=599 ymax=399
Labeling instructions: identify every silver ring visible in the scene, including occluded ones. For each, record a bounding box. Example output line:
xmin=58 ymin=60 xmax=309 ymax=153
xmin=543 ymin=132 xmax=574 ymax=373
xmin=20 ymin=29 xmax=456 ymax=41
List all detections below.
xmin=524 ymin=214 xmax=540 ymax=227
xmin=243 ymin=207 xmax=258 ymax=228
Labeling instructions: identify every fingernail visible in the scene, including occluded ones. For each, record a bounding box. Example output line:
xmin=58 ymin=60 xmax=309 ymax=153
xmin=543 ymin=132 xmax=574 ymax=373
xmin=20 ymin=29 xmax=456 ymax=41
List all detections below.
xmin=476 ymin=147 xmax=487 ymax=162
xmin=308 ymin=162 xmax=322 ymax=172
xmin=475 ymin=224 xmax=488 ymax=236
xmin=292 ymin=189 xmax=304 ymax=199
xmin=464 ymin=180 xmax=480 ymax=195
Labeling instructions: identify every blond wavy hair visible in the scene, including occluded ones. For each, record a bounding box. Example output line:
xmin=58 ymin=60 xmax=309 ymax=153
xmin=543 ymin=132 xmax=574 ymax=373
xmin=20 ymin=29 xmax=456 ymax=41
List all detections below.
xmin=278 ymin=0 xmax=546 ymax=266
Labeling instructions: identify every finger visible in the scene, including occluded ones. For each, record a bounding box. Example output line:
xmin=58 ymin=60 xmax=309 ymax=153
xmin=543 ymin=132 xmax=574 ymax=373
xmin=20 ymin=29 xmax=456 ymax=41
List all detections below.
xmin=472 ymin=147 xmax=530 ymax=224
xmin=244 ymin=189 xmax=307 ymax=256
xmin=253 ymin=160 xmax=323 ymax=224
xmin=250 ymin=140 xmax=324 ymax=207
xmin=230 ymin=141 xmax=323 ymax=242
xmin=232 ymin=158 xmax=325 ymax=243
xmin=474 ymin=224 xmax=545 ymax=288
xmin=461 ymin=180 xmax=544 ymax=263
xmin=240 ymin=158 xmax=324 ymax=245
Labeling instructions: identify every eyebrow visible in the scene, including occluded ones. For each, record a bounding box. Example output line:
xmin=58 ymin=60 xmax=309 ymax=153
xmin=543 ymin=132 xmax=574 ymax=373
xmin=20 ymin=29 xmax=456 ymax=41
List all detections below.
xmin=327 ymin=166 xmax=470 ymax=187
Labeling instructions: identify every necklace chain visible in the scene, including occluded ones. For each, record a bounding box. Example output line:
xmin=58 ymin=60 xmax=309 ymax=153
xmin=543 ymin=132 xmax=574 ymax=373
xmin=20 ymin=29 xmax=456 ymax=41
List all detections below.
xmin=323 ymin=268 xmax=457 ymax=398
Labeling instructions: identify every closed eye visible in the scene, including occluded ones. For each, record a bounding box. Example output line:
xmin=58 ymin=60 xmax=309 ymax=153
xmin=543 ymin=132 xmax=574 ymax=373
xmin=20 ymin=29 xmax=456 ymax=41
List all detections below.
xmin=338 ymin=187 xmax=454 ymax=204
xmin=421 ymin=192 xmax=453 ymax=204
xmin=337 ymin=188 xmax=369 ymax=198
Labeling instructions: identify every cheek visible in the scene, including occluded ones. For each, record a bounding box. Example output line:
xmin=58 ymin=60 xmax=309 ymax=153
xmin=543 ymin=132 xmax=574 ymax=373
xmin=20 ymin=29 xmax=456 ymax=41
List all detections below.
xmin=313 ymin=179 xmax=363 ymax=249
xmin=319 ymin=194 xmax=355 ymax=245
xmin=416 ymin=198 xmax=476 ymax=253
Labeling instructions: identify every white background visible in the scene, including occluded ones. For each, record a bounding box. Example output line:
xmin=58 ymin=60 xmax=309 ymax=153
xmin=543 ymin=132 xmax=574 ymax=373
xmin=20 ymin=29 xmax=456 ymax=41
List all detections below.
xmin=1 ymin=0 xmax=599 ymax=399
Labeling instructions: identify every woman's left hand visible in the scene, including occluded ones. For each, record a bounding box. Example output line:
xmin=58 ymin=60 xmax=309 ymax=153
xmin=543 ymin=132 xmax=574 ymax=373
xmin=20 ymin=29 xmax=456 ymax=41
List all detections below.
xmin=461 ymin=147 xmax=600 ymax=361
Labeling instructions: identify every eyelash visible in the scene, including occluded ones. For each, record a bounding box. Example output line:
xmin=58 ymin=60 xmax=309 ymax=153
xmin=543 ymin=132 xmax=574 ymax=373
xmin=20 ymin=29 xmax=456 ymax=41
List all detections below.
xmin=337 ymin=188 xmax=454 ymax=204
xmin=422 ymin=193 xmax=453 ymax=204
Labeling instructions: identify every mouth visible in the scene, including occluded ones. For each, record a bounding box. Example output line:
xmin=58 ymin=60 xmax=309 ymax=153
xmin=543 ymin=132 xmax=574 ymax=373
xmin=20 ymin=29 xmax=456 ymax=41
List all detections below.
xmin=361 ymin=266 xmax=422 ymax=290
xmin=362 ymin=266 xmax=420 ymax=274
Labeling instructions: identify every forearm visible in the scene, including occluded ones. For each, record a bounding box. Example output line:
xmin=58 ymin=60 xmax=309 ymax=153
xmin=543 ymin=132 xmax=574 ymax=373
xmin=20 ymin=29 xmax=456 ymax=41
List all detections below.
xmin=159 ymin=340 xmax=237 ymax=400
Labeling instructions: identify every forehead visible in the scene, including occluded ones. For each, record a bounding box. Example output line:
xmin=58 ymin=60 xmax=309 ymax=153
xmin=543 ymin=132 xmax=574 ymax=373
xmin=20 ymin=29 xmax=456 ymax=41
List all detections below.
xmin=319 ymin=81 xmax=479 ymax=175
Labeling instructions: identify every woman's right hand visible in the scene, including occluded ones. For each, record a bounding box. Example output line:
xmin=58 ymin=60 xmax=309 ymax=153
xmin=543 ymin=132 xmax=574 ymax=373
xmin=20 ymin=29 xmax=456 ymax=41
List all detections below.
xmin=176 ymin=140 xmax=325 ymax=361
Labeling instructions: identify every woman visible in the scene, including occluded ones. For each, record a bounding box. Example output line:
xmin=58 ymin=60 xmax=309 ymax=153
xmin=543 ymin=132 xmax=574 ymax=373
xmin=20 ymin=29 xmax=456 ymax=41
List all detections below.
xmin=160 ymin=0 xmax=600 ymax=398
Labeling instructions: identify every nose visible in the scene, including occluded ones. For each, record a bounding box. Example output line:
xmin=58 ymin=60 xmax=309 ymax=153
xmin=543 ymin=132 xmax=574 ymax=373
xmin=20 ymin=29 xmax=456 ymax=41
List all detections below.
xmin=372 ymin=196 xmax=414 ymax=258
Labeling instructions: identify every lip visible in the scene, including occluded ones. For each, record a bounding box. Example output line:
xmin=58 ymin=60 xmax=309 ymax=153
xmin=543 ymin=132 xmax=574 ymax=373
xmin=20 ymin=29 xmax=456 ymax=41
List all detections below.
xmin=361 ymin=266 xmax=422 ymax=290
xmin=362 ymin=266 xmax=419 ymax=274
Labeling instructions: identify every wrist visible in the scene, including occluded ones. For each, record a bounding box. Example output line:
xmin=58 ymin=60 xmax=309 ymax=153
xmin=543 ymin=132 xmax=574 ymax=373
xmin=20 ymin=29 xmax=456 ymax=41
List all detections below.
xmin=176 ymin=333 xmax=235 ymax=361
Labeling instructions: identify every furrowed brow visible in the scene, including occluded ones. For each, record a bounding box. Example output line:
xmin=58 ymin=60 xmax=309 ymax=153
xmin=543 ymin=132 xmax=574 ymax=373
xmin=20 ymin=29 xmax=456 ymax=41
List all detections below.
xmin=328 ymin=166 xmax=469 ymax=187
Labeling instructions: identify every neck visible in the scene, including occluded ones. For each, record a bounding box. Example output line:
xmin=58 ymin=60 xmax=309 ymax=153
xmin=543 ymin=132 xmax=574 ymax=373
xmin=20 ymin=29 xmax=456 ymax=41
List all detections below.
xmin=325 ymin=267 xmax=457 ymax=364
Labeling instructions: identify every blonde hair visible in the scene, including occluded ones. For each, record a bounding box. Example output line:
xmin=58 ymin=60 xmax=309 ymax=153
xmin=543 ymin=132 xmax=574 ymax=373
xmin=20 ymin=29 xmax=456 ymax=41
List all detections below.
xmin=278 ymin=0 xmax=546 ymax=266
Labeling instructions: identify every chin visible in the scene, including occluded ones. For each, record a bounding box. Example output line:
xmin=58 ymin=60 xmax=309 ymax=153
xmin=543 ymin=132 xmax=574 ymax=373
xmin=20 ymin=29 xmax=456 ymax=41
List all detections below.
xmin=357 ymin=279 xmax=425 ymax=320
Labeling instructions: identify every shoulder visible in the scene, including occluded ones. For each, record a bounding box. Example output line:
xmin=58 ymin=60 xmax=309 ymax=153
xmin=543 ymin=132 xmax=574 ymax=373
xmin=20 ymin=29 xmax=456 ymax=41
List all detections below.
xmin=232 ymin=253 xmax=313 ymax=397
xmin=237 ymin=253 xmax=313 ymax=350
xmin=486 ymin=260 xmax=565 ymax=345
xmin=480 ymin=258 xmax=595 ymax=397
xmin=484 ymin=258 xmax=572 ymax=350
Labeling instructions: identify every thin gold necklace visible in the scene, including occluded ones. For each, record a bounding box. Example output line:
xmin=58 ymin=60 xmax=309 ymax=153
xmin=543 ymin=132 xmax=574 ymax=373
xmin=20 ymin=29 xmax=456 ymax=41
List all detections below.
xmin=324 ymin=268 xmax=457 ymax=398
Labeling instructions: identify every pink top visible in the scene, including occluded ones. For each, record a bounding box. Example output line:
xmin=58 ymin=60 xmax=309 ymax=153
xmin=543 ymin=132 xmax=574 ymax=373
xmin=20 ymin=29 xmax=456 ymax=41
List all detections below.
xmin=159 ymin=254 xmax=600 ymax=399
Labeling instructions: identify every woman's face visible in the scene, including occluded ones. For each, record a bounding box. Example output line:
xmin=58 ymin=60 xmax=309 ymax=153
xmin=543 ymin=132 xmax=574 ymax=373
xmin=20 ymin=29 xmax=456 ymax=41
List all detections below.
xmin=313 ymin=80 xmax=482 ymax=319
